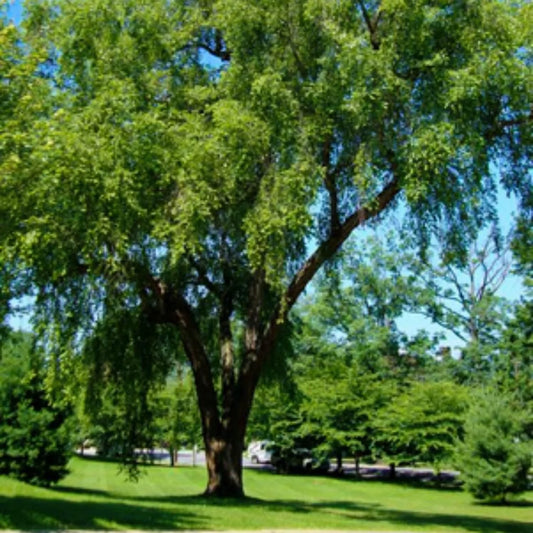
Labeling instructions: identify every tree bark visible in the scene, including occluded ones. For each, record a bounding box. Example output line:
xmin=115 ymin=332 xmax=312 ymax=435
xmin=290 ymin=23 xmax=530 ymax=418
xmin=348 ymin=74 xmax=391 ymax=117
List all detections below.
xmin=203 ymin=434 xmax=244 ymax=497
xmin=336 ymin=451 xmax=343 ymax=473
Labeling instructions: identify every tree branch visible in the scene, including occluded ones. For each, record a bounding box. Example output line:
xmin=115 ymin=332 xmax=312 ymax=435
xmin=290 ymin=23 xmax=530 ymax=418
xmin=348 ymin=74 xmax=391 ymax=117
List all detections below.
xmin=358 ymin=0 xmax=381 ymax=50
xmin=260 ymin=176 xmax=401 ymax=360
xmin=219 ymin=260 xmax=236 ymax=426
xmin=485 ymin=108 xmax=533 ymax=141
xmin=189 ymin=255 xmax=222 ymax=298
xmin=166 ymin=288 xmax=222 ymax=437
xmin=286 ymin=178 xmax=400 ymax=311
xmin=322 ymin=137 xmax=341 ymax=234
xmin=197 ymin=30 xmax=231 ymax=61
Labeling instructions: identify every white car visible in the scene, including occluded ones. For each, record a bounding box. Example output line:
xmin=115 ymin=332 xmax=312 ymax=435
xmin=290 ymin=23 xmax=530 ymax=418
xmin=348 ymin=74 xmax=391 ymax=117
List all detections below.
xmin=247 ymin=440 xmax=273 ymax=464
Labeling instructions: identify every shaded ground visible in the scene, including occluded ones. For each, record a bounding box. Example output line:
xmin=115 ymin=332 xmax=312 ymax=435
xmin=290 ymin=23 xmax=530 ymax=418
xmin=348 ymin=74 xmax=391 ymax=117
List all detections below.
xmin=0 ymin=530 xmax=424 ymax=533
xmin=1 ymin=457 xmax=531 ymax=532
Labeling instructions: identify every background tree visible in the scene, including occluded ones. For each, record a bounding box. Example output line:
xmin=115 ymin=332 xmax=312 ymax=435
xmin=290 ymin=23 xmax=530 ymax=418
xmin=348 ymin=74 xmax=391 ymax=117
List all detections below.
xmin=494 ymin=300 xmax=533 ymax=404
xmin=296 ymin=235 xmax=438 ymax=378
xmin=0 ymin=0 xmax=530 ymax=497
xmin=0 ymin=330 xmax=73 ymax=486
xmin=490 ymin=207 xmax=532 ymax=411
xmin=246 ymin=381 xmax=299 ymax=444
xmin=456 ymin=389 xmax=532 ymax=502
xmin=297 ymin=359 xmax=394 ymax=473
xmin=410 ymin=228 xmax=514 ymax=381
xmin=511 ymin=186 xmax=532 ymax=280
xmin=154 ymin=370 xmax=203 ymax=467
xmin=374 ymin=380 xmax=468 ymax=477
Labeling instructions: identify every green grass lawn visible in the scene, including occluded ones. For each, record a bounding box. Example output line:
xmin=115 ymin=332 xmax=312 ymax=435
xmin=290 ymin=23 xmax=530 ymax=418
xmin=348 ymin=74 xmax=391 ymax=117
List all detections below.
xmin=0 ymin=456 xmax=531 ymax=532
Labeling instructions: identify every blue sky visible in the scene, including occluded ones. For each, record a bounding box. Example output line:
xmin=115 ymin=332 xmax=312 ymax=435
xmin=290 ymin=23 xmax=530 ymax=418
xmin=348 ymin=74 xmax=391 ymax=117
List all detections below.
xmin=4 ymin=1 xmax=22 ymax=24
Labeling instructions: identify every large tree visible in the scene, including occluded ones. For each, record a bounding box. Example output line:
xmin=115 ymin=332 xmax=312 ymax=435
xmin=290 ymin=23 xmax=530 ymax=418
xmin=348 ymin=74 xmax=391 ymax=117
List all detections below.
xmin=0 ymin=0 xmax=530 ymax=496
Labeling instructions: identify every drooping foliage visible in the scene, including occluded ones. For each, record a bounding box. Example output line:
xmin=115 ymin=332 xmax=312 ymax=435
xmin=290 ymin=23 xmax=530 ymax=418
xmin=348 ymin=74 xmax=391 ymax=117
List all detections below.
xmin=79 ymin=310 xmax=180 ymax=467
xmin=153 ymin=369 xmax=203 ymax=466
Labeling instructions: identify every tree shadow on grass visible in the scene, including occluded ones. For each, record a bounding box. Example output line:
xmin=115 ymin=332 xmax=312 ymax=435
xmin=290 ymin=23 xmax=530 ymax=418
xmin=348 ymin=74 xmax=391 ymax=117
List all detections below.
xmin=2 ymin=489 xmax=531 ymax=532
xmin=337 ymin=472 xmax=465 ymax=492
xmin=249 ymin=465 xmax=466 ymax=492
xmin=292 ymin=501 xmax=532 ymax=533
xmin=0 ymin=495 xmax=205 ymax=530
xmin=108 ymin=493 xmax=532 ymax=533
xmin=475 ymin=500 xmax=533 ymax=508
xmin=52 ymin=485 xmax=111 ymax=497
xmin=208 ymin=497 xmax=530 ymax=532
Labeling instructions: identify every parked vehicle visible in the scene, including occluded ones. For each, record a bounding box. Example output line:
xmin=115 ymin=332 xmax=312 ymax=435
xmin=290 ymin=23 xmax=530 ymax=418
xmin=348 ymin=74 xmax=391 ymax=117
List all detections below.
xmin=269 ymin=444 xmax=330 ymax=474
xmin=247 ymin=440 xmax=274 ymax=464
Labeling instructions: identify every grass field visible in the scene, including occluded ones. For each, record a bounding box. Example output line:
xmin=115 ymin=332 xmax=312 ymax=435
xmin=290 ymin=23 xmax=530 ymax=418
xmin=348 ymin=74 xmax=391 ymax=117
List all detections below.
xmin=0 ymin=457 xmax=531 ymax=532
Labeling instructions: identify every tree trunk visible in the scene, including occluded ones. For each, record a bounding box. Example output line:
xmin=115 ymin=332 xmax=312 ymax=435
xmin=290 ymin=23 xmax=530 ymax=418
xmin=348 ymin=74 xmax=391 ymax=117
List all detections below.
xmin=336 ymin=451 xmax=343 ymax=473
xmin=169 ymin=446 xmax=178 ymax=467
xmin=389 ymin=462 xmax=396 ymax=479
xmin=204 ymin=435 xmax=244 ymax=497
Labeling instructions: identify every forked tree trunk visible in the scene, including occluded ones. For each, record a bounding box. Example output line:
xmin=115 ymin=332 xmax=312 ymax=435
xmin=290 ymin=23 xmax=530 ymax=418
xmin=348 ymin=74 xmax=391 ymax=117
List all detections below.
xmin=195 ymin=363 xmax=253 ymax=497
xmin=167 ymin=177 xmax=402 ymax=498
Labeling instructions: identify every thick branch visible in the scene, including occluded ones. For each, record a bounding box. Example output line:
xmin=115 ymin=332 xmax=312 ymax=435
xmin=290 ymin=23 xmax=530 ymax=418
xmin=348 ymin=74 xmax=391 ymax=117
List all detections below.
xmin=244 ymin=269 xmax=265 ymax=357
xmin=286 ymin=177 xmax=400 ymax=312
xmin=165 ymin=289 xmax=222 ymax=438
xmin=484 ymin=109 xmax=533 ymax=141
xmin=190 ymin=255 xmax=222 ymax=297
xmin=322 ymin=138 xmax=341 ymax=234
xmin=259 ymin=176 xmax=401 ymax=364
xmin=219 ymin=265 xmax=236 ymax=426
xmin=358 ymin=0 xmax=381 ymax=50
xmin=198 ymin=30 xmax=231 ymax=61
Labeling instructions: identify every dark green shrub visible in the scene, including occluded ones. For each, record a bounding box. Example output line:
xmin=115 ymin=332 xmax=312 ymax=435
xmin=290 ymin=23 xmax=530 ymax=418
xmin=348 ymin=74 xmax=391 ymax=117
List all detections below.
xmin=456 ymin=390 xmax=531 ymax=502
xmin=0 ymin=332 xmax=72 ymax=486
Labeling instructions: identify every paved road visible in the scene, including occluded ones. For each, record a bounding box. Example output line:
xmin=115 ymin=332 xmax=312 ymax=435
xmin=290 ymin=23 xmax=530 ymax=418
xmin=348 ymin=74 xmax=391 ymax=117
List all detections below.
xmin=77 ymin=448 xmax=458 ymax=481
xmin=77 ymin=448 xmax=266 ymax=469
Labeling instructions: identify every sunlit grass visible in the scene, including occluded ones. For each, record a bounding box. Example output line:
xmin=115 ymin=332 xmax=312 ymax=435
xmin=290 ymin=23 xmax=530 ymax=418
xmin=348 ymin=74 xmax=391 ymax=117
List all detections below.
xmin=0 ymin=456 xmax=531 ymax=531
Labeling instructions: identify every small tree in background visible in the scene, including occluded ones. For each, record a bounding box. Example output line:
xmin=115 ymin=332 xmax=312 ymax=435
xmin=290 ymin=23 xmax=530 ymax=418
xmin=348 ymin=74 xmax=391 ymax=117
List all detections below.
xmin=0 ymin=331 xmax=73 ymax=486
xmin=494 ymin=299 xmax=533 ymax=404
xmin=157 ymin=370 xmax=203 ymax=466
xmin=456 ymin=390 xmax=532 ymax=502
xmin=297 ymin=360 xmax=394 ymax=473
xmin=374 ymin=380 xmax=469 ymax=477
